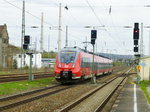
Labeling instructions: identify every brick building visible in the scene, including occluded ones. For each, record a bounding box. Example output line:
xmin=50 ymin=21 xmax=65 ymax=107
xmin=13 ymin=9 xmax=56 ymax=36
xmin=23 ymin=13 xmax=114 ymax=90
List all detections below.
xmin=0 ymin=24 xmax=21 ymax=69
xmin=0 ymin=24 xmax=9 ymax=68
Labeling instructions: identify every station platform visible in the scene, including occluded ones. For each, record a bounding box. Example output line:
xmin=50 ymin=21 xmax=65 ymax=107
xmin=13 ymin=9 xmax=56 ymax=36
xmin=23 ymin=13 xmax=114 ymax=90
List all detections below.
xmin=111 ymin=75 xmax=150 ymax=112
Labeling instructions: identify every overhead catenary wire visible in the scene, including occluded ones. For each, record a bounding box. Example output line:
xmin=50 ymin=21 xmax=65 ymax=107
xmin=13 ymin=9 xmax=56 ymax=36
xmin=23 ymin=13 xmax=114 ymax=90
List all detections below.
xmin=2 ymin=0 xmax=133 ymax=54
xmin=108 ymin=0 xmax=133 ymax=52
xmin=86 ymin=0 xmax=129 ymax=52
xmin=2 ymin=0 xmax=83 ymax=50
xmin=2 ymin=0 xmax=114 ymax=49
xmin=2 ymin=0 xmax=53 ymax=26
xmin=85 ymin=0 xmax=104 ymax=26
xmin=49 ymin=1 xmax=86 ymax=45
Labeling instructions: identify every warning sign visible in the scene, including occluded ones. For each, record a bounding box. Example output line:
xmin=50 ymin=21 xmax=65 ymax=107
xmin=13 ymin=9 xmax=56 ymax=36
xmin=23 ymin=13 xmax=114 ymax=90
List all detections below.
xmin=136 ymin=65 xmax=141 ymax=72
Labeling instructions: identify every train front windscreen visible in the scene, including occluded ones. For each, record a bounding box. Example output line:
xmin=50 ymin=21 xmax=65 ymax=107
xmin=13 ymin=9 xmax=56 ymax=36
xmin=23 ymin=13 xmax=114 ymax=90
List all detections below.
xmin=59 ymin=51 xmax=77 ymax=64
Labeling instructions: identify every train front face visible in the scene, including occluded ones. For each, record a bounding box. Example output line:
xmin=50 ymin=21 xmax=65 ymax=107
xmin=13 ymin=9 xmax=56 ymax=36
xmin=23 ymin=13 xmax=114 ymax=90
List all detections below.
xmin=54 ymin=48 xmax=81 ymax=83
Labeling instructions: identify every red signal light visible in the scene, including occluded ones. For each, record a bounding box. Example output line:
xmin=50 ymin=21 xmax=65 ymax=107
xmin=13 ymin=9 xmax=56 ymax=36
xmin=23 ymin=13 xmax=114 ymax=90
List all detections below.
xmin=133 ymin=28 xmax=139 ymax=39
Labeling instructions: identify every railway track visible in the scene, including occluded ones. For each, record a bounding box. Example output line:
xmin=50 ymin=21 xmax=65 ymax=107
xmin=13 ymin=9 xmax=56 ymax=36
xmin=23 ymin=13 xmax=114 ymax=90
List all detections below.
xmin=0 ymin=72 xmax=54 ymax=83
xmin=0 ymin=84 xmax=72 ymax=111
xmin=0 ymin=67 xmax=126 ymax=83
xmin=0 ymin=67 xmax=131 ymax=112
xmin=57 ymin=68 xmax=131 ymax=112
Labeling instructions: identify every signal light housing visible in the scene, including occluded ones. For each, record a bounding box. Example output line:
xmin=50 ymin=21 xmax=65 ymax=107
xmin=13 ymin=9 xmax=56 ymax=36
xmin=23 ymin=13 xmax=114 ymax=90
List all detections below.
xmin=133 ymin=29 xmax=139 ymax=39
xmin=23 ymin=44 xmax=28 ymax=50
xmin=91 ymin=39 xmax=95 ymax=45
xmin=91 ymin=30 xmax=97 ymax=45
xmin=134 ymin=40 xmax=138 ymax=45
xmin=91 ymin=30 xmax=97 ymax=39
xmin=134 ymin=54 xmax=141 ymax=58
xmin=134 ymin=46 xmax=138 ymax=52
xmin=133 ymin=23 xmax=139 ymax=40
xmin=24 ymin=35 xmax=30 ymax=44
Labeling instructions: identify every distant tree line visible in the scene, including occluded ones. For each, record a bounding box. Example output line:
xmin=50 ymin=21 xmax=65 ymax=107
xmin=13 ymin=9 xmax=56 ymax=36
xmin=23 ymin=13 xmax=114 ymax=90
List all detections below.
xmin=42 ymin=51 xmax=57 ymax=58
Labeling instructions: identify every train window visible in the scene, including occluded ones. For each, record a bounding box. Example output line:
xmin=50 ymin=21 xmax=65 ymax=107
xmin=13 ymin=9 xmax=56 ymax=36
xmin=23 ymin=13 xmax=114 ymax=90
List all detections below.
xmin=81 ymin=58 xmax=84 ymax=67
xmin=81 ymin=57 xmax=91 ymax=68
xmin=59 ymin=51 xmax=77 ymax=63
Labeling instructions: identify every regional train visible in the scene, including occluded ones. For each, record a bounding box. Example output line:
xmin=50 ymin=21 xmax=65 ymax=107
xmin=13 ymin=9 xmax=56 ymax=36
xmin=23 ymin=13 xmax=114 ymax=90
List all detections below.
xmin=54 ymin=47 xmax=113 ymax=83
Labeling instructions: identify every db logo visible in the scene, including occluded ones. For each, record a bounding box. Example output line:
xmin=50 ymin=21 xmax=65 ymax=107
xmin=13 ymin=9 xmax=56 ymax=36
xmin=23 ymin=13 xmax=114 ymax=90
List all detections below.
xmin=65 ymin=65 xmax=68 ymax=68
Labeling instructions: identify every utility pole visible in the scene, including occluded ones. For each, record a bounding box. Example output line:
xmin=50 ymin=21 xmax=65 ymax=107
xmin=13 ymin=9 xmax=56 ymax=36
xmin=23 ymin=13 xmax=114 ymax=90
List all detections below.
xmin=40 ymin=12 xmax=44 ymax=53
xmin=85 ymin=36 xmax=88 ymax=51
xmin=82 ymin=37 xmax=90 ymax=51
xmin=58 ymin=3 xmax=62 ymax=52
xmin=140 ymin=23 xmax=143 ymax=57
xmin=65 ymin=26 xmax=68 ymax=47
xmin=149 ymin=31 xmax=150 ymax=56
xmin=48 ymin=35 xmax=50 ymax=58
xmin=21 ymin=0 xmax=25 ymax=69
xmin=34 ymin=38 xmax=37 ymax=69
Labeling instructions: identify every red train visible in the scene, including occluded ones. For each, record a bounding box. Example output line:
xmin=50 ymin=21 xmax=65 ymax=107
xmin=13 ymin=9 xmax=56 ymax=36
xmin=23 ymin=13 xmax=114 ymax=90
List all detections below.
xmin=54 ymin=47 xmax=113 ymax=83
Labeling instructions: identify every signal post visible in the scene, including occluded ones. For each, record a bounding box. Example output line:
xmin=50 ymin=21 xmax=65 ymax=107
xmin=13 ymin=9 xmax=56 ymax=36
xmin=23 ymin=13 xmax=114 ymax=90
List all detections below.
xmin=23 ymin=35 xmax=34 ymax=81
xmin=133 ymin=23 xmax=140 ymax=58
xmin=91 ymin=30 xmax=97 ymax=84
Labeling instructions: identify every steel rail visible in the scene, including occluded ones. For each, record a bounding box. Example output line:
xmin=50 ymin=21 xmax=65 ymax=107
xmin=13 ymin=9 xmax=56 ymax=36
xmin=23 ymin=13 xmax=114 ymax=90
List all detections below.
xmin=94 ymin=68 xmax=131 ymax=112
xmin=58 ymin=68 xmax=131 ymax=112
xmin=0 ymin=84 xmax=60 ymax=101
xmin=0 ymin=72 xmax=53 ymax=78
xmin=0 ymin=74 xmax=53 ymax=83
xmin=0 ymin=85 xmax=72 ymax=111
xmin=94 ymin=76 xmax=127 ymax=112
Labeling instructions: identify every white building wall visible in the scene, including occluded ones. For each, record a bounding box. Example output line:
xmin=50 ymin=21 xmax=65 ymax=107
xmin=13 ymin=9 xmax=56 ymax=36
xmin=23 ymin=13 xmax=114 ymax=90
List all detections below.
xmin=13 ymin=53 xmax=42 ymax=68
xmin=139 ymin=57 xmax=150 ymax=81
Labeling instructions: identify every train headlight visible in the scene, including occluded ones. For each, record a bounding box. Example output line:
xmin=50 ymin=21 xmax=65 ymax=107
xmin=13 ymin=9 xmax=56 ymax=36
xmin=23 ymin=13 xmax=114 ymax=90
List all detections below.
xmin=72 ymin=64 xmax=76 ymax=68
xmin=58 ymin=64 xmax=61 ymax=67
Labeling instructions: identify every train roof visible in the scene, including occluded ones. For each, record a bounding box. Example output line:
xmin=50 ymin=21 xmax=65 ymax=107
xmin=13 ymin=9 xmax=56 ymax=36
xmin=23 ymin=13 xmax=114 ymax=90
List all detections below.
xmin=62 ymin=46 xmax=111 ymax=60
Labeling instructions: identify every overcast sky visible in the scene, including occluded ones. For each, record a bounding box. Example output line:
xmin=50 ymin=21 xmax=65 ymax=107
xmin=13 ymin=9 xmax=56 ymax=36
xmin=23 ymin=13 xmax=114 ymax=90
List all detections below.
xmin=1 ymin=0 xmax=150 ymax=55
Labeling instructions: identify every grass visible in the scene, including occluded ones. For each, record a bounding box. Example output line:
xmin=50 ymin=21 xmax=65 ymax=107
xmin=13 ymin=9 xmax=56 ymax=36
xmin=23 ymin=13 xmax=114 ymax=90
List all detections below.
xmin=0 ymin=77 xmax=56 ymax=96
xmin=139 ymin=81 xmax=150 ymax=104
xmin=0 ymin=68 xmax=54 ymax=75
xmin=0 ymin=71 xmax=54 ymax=75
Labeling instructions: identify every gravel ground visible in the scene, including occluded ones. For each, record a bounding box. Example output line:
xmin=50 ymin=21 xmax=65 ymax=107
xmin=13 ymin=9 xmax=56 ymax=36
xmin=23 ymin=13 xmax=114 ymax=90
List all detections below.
xmin=2 ymin=84 xmax=98 ymax=112
xmin=69 ymin=77 xmax=124 ymax=112
xmin=1 ymin=68 xmax=128 ymax=112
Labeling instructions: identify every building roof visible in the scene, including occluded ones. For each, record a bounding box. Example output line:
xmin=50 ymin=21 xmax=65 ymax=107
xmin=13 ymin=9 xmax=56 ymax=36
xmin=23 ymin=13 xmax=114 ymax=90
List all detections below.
xmin=0 ymin=24 xmax=8 ymax=40
xmin=0 ymin=24 xmax=7 ymax=35
xmin=0 ymin=26 xmax=4 ymax=33
xmin=140 ymin=56 xmax=150 ymax=60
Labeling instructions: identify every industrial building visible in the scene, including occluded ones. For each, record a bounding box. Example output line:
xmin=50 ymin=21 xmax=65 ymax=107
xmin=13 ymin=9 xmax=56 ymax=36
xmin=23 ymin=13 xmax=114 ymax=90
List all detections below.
xmin=13 ymin=53 xmax=42 ymax=68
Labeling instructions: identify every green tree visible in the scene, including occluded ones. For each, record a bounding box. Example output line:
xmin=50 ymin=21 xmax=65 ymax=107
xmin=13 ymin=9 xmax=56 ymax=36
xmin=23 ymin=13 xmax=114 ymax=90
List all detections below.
xmin=13 ymin=59 xmax=18 ymax=69
xmin=42 ymin=51 xmax=57 ymax=58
